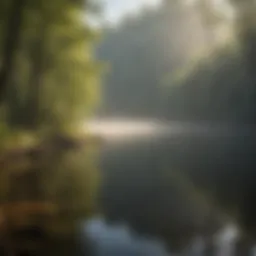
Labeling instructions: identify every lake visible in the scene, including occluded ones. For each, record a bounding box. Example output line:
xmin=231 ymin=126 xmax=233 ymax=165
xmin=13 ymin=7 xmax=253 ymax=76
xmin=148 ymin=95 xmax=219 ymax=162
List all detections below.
xmin=83 ymin=119 xmax=256 ymax=255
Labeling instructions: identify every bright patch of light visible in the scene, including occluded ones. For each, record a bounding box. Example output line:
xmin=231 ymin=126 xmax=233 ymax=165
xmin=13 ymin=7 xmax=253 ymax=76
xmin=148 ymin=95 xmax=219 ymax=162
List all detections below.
xmin=215 ymin=22 xmax=234 ymax=44
xmin=101 ymin=0 xmax=162 ymax=24
xmin=184 ymin=0 xmax=197 ymax=6
xmin=212 ymin=0 xmax=236 ymax=20
xmin=217 ymin=224 xmax=239 ymax=242
xmin=86 ymin=119 xmax=164 ymax=141
xmin=184 ymin=0 xmax=235 ymax=20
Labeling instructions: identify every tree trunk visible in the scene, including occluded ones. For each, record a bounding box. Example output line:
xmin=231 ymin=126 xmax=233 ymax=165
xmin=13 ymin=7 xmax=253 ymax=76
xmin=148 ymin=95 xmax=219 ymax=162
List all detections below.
xmin=24 ymin=13 xmax=47 ymax=130
xmin=0 ymin=0 xmax=26 ymax=101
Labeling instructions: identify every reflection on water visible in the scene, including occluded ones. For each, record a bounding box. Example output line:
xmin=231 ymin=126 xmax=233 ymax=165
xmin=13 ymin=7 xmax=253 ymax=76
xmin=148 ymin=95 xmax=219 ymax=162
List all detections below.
xmin=86 ymin=118 xmax=169 ymax=142
xmin=215 ymin=224 xmax=239 ymax=256
xmin=84 ymin=217 xmax=169 ymax=256
xmin=87 ymin=119 xmax=255 ymax=142
xmin=83 ymin=119 xmax=256 ymax=255
xmin=83 ymin=218 xmax=242 ymax=256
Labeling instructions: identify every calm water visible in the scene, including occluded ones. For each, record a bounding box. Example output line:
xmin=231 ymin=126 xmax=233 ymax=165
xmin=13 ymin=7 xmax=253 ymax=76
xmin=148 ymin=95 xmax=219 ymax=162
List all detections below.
xmin=83 ymin=218 xmax=243 ymax=256
xmin=83 ymin=217 xmax=239 ymax=256
xmin=84 ymin=119 xmax=256 ymax=255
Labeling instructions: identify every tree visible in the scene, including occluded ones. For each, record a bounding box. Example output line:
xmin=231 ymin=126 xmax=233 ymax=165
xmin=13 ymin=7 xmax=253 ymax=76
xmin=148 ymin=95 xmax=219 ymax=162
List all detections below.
xmin=0 ymin=0 xmax=102 ymax=254
xmin=96 ymin=0 xmax=192 ymax=118
xmin=0 ymin=0 xmax=102 ymax=132
xmin=0 ymin=0 xmax=26 ymax=101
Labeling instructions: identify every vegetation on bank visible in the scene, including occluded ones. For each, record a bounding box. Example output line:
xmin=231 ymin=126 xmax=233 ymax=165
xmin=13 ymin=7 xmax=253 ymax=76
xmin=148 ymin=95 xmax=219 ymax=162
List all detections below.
xmin=0 ymin=2 xmax=102 ymax=252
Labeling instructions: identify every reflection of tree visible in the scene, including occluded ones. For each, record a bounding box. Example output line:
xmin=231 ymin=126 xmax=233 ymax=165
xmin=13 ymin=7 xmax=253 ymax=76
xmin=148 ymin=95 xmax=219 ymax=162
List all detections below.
xmin=0 ymin=135 xmax=100 ymax=255
xmin=101 ymin=143 xmax=224 ymax=254
xmin=164 ymin=3 xmax=256 ymax=246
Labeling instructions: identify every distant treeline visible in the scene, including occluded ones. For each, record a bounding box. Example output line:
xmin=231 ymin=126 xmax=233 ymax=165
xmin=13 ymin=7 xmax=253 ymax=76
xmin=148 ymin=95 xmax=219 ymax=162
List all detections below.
xmin=97 ymin=0 xmax=256 ymax=125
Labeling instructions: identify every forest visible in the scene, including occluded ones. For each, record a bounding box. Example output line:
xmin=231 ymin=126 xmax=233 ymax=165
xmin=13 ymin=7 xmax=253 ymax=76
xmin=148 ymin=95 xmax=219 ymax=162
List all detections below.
xmin=0 ymin=0 xmax=101 ymax=255
xmin=1 ymin=0 xmax=256 ymax=255
xmin=97 ymin=0 xmax=256 ymax=125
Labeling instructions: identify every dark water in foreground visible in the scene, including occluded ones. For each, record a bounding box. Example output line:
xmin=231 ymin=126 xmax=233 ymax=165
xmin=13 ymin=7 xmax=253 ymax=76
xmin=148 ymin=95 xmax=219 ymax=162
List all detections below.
xmin=83 ymin=120 xmax=256 ymax=255
xmin=84 ymin=218 xmax=170 ymax=256
xmin=83 ymin=218 xmax=239 ymax=256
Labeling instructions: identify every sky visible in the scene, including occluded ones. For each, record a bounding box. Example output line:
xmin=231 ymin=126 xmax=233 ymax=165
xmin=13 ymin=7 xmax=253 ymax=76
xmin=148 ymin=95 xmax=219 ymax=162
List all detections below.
xmin=100 ymin=0 xmax=162 ymax=24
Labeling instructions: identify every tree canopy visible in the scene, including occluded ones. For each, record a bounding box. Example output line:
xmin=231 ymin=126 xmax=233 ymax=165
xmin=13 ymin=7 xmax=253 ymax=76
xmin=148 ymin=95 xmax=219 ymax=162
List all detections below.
xmin=0 ymin=0 xmax=102 ymax=134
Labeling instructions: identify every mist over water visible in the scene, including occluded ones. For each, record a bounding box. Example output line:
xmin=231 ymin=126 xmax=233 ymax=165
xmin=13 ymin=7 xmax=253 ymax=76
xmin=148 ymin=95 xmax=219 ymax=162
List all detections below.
xmin=87 ymin=118 xmax=254 ymax=143
xmin=87 ymin=118 xmax=168 ymax=142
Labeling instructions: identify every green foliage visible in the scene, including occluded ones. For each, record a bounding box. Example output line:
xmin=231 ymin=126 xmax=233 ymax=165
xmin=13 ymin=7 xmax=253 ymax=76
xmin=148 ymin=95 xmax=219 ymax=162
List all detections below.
xmin=0 ymin=0 xmax=102 ymax=133
xmin=41 ymin=146 xmax=100 ymax=220
xmin=0 ymin=1 xmax=102 ymax=243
